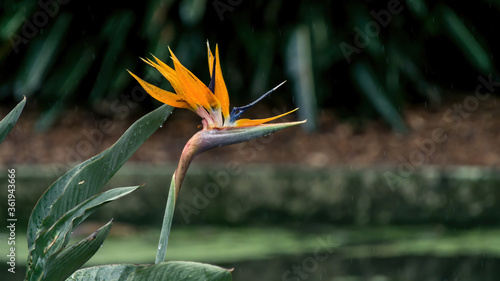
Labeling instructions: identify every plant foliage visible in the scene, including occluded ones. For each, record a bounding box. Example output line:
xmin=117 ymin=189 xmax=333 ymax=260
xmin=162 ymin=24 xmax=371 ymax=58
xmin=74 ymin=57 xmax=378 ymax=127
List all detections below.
xmin=24 ymin=104 xmax=232 ymax=280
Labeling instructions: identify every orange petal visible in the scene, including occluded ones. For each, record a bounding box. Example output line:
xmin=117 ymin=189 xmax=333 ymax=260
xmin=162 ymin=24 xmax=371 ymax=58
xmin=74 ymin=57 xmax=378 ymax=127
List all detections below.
xmin=168 ymin=48 xmax=220 ymax=111
xmin=142 ymin=56 xmax=197 ymax=111
xmin=213 ymin=45 xmax=230 ymax=120
xmin=207 ymin=41 xmax=214 ymax=78
xmin=127 ymin=70 xmax=190 ymax=109
xmin=234 ymin=108 xmax=299 ymax=127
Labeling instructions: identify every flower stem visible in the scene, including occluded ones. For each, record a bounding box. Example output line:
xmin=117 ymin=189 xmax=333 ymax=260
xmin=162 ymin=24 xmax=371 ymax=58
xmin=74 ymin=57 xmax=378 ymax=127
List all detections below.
xmin=155 ymin=172 xmax=177 ymax=264
xmin=155 ymin=134 xmax=200 ymax=263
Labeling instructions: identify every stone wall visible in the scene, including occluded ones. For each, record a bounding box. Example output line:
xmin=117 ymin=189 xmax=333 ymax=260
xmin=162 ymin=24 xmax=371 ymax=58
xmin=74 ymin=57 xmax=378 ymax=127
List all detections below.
xmin=2 ymin=164 xmax=499 ymax=227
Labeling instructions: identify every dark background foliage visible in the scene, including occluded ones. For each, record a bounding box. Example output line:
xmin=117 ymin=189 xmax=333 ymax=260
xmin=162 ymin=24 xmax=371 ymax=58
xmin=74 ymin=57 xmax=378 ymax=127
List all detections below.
xmin=1 ymin=0 xmax=499 ymax=131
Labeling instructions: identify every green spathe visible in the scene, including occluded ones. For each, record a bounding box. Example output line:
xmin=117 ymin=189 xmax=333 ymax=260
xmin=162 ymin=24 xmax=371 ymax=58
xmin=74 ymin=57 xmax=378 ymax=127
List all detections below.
xmin=175 ymin=121 xmax=306 ymax=196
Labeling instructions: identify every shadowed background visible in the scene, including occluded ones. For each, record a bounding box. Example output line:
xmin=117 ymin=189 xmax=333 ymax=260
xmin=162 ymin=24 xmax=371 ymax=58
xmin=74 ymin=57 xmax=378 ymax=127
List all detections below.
xmin=2 ymin=0 xmax=500 ymax=130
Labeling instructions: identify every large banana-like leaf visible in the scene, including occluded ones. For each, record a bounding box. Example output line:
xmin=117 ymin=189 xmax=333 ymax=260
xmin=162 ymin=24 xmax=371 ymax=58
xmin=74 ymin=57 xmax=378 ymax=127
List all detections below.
xmin=68 ymin=261 xmax=232 ymax=281
xmin=27 ymin=104 xmax=172 ymax=250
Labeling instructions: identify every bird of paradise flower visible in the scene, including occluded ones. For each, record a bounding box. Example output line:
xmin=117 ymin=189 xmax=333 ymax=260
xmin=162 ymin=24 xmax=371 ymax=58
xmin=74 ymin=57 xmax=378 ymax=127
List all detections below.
xmin=128 ymin=42 xmax=305 ymax=263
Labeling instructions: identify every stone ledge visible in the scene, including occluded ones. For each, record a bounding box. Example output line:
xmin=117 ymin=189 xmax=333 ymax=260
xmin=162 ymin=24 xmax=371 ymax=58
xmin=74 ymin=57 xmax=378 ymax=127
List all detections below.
xmin=1 ymin=164 xmax=499 ymax=226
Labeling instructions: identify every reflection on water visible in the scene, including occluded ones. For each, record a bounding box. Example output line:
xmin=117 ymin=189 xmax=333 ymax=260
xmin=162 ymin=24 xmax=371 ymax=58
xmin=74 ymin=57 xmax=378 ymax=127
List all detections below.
xmin=227 ymin=255 xmax=500 ymax=281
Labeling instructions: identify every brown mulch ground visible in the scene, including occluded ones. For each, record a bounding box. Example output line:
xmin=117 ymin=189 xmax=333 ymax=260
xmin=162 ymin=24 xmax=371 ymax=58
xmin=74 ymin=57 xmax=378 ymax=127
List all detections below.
xmin=2 ymin=93 xmax=500 ymax=168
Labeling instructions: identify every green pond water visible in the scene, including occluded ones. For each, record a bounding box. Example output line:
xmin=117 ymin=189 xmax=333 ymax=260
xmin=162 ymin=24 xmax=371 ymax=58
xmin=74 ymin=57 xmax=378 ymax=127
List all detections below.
xmin=2 ymin=225 xmax=500 ymax=280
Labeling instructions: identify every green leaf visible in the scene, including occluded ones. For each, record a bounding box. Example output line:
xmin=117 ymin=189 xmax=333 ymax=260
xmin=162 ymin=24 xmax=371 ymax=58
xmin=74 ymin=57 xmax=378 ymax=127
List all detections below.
xmin=155 ymin=174 xmax=177 ymax=264
xmin=405 ymin=0 xmax=428 ymax=19
xmin=129 ymin=261 xmax=232 ymax=281
xmin=439 ymin=4 xmax=492 ymax=74
xmin=44 ymin=220 xmax=114 ymax=281
xmin=14 ymin=13 xmax=72 ymax=100
xmin=351 ymin=62 xmax=408 ymax=133
xmin=36 ymin=44 xmax=97 ymax=131
xmin=68 ymin=261 xmax=232 ymax=281
xmin=89 ymin=11 xmax=134 ymax=102
xmin=286 ymin=26 xmax=317 ymax=132
xmin=0 ymin=2 xmax=36 ymax=40
xmin=27 ymin=104 xmax=173 ymax=250
xmin=27 ymin=186 xmax=140 ymax=281
xmin=0 ymin=96 xmax=26 ymax=144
